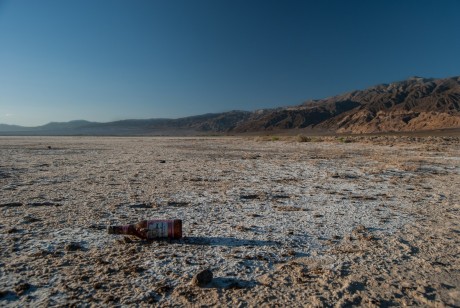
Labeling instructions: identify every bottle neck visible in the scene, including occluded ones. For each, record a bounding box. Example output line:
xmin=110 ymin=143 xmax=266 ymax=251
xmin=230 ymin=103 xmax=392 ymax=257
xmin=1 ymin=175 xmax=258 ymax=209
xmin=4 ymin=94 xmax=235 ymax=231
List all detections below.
xmin=108 ymin=225 xmax=135 ymax=235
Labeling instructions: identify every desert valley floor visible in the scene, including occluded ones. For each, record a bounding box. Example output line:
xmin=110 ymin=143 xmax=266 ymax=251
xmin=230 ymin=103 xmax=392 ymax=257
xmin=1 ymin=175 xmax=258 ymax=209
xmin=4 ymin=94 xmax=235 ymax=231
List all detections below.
xmin=0 ymin=136 xmax=459 ymax=307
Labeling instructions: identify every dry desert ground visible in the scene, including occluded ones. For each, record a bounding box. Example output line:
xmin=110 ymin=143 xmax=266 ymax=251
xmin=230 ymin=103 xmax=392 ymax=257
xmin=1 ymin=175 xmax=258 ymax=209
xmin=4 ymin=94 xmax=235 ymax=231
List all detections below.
xmin=0 ymin=135 xmax=459 ymax=307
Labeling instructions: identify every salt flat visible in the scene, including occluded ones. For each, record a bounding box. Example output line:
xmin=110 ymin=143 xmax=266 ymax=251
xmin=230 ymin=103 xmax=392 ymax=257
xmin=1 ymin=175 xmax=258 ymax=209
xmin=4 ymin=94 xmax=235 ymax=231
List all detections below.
xmin=0 ymin=136 xmax=459 ymax=306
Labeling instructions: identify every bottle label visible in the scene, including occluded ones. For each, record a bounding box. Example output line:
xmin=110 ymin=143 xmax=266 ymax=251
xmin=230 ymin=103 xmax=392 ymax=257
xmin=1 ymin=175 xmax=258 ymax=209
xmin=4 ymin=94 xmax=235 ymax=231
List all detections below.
xmin=146 ymin=221 xmax=169 ymax=238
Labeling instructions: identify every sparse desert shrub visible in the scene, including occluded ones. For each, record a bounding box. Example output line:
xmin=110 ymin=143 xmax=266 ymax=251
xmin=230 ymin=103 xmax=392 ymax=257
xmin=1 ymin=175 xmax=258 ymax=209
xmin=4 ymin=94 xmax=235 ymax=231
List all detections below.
xmin=271 ymin=136 xmax=280 ymax=141
xmin=296 ymin=135 xmax=311 ymax=142
xmin=255 ymin=136 xmax=273 ymax=142
xmin=338 ymin=137 xmax=353 ymax=143
xmin=312 ymin=137 xmax=324 ymax=142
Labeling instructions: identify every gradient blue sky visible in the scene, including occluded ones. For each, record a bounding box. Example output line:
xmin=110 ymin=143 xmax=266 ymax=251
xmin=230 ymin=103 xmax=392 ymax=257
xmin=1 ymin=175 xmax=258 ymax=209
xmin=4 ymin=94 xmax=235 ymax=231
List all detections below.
xmin=1 ymin=0 xmax=459 ymax=126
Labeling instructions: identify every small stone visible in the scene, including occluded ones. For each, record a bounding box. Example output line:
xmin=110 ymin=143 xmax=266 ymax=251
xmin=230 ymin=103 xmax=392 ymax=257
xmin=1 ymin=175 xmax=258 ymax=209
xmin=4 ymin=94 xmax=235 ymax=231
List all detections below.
xmin=191 ymin=269 xmax=213 ymax=287
xmin=65 ymin=242 xmax=83 ymax=252
xmin=234 ymin=225 xmax=250 ymax=232
xmin=14 ymin=283 xmax=31 ymax=296
xmin=93 ymin=282 xmax=103 ymax=289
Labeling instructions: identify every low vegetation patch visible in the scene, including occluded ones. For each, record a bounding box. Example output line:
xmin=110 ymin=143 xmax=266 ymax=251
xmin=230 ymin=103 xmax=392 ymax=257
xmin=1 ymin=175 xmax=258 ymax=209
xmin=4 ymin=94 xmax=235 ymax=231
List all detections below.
xmin=296 ymin=135 xmax=311 ymax=142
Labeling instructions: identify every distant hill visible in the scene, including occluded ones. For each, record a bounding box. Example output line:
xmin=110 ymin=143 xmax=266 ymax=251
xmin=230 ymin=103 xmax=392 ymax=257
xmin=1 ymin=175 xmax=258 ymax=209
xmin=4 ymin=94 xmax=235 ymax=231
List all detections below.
xmin=0 ymin=124 xmax=32 ymax=132
xmin=1 ymin=76 xmax=459 ymax=135
xmin=0 ymin=112 xmax=252 ymax=136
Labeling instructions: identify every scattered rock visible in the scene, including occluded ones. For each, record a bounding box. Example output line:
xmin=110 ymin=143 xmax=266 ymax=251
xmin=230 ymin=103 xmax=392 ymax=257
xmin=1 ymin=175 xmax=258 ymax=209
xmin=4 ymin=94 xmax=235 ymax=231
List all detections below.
xmin=191 ymin=269 xmax=213 ymax=287
xmin=93 ymin=282 xmax=104 ymax=290
xmin=158 ymin=160 xmax=166 ymax=163
xmin=234 ymin=225 xmax=250 ymax=232
xmin=65 ymin=242 xmax=84 ymax=252
xmin=14 ymin=283 xmax=31 ymax=296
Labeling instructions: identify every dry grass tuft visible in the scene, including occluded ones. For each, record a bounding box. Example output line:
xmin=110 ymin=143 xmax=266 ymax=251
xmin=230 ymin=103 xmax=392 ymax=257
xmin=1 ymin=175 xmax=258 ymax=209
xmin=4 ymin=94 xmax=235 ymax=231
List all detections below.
xmin=296 ymin=135 xmax=311 ymax=142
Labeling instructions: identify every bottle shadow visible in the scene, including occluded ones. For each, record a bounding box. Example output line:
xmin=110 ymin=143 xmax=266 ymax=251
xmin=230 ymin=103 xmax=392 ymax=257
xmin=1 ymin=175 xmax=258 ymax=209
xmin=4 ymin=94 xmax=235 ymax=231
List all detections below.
xmin=205 ymin=277 xmax=257 ymax=289
xmin=179 ymin=236 xmax=279 ymax=247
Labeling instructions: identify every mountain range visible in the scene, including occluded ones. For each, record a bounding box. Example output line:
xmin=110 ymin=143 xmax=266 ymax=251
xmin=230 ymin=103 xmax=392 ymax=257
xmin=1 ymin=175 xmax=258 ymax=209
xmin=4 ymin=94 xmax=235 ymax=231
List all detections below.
xmin=1 ymin=76 xmax=459 ymax=136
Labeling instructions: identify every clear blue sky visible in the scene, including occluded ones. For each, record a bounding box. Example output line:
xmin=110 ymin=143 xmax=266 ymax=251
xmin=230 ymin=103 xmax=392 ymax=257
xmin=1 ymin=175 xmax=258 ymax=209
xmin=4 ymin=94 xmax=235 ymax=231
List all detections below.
xmin=0 ymin=0 xmax=459 ymax=126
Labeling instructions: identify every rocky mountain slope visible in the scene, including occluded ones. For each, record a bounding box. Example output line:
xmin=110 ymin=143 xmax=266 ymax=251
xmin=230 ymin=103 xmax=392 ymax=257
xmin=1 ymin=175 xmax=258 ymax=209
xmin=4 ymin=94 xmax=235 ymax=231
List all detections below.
xmin=1 ymin=76 xmax=459 ymax=135
xmin=232 ymin=76 xmax=460 ymax=133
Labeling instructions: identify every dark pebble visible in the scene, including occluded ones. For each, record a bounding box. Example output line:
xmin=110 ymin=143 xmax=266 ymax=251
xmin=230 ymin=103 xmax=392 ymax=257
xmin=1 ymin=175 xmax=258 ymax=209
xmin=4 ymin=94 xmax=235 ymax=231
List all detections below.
xmin=93 ymin=282 xmax=103 ymax=290
xmin=191 ymin=268 xmax=213 ymax=287
xmin=65 ymin=242 xmax=84 ymax=252
xmin=14 ymin=283 xmax=31 ymax=296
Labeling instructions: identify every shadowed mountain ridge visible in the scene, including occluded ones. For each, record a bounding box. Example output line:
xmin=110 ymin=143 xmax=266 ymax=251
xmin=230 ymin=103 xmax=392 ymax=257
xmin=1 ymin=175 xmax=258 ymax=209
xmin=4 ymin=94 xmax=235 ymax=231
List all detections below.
xmin=1 ymin=76 xmax=459 ymax=135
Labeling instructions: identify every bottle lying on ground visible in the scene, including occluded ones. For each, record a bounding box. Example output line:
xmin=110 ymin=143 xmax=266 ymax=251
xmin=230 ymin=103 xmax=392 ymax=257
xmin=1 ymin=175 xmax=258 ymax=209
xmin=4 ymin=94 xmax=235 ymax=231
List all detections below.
xmin=107 ymin=219 xmax=182 ymax=240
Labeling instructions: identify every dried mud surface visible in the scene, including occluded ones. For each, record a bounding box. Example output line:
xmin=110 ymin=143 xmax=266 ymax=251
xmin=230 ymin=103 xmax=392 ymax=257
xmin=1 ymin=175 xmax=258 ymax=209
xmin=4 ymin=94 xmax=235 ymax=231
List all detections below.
xmin=0 ymin=136 xmax=459 ymax=307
